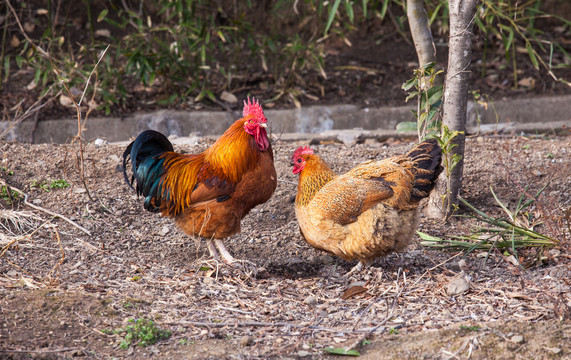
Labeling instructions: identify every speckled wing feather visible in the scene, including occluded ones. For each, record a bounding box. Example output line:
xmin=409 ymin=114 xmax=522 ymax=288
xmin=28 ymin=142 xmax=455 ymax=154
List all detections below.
xmin=308 ymin=157 xmax=416 ymax=225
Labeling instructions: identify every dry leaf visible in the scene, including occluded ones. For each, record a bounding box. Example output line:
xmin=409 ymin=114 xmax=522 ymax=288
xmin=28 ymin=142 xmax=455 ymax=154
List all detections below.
xmin=341 ymin=285 xmax=367 ymax=300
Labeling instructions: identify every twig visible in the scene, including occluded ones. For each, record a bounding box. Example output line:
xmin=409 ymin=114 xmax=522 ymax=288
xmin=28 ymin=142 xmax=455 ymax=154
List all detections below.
xmin=172 ymin=320 xmax=394 ymax=334
xmin=345 ymin=268 xmax=408 ymax=351
xmin=0 ymin=348 xmax=77 ymax=354
xmin=8 ymin=185 xmax=91 ymax=236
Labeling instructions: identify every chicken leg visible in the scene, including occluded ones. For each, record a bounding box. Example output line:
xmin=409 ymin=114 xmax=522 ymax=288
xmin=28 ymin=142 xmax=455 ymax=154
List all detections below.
xmin=206 ymin=239 xmax=238 ymax=265
xmin=205 ymin=239 xmax=257 ymax=275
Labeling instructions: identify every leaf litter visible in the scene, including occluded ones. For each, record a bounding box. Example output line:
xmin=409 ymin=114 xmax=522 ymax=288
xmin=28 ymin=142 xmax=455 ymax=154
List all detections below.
xmin=0 ymin=135 xmax=570 ymax=359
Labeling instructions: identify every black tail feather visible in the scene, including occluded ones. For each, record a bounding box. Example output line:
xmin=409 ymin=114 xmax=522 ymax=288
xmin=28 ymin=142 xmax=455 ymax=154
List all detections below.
xmin=122 ymin=130 xmax=174 ymax=211
xmin=407 ymin=138 xmax=443 ymax=202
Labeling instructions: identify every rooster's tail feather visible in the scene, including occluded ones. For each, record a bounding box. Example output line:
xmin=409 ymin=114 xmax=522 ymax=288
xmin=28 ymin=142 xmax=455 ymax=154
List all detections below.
xmin=406 ymin=138 xmax=443 ymax=202
xmin=122 ymin=130 xmax=174 ymax=212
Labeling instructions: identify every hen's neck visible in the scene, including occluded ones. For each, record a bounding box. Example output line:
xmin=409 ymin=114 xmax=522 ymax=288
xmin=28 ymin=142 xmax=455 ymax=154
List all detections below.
xmin=296 ymin=157 xmax=336 ymax=206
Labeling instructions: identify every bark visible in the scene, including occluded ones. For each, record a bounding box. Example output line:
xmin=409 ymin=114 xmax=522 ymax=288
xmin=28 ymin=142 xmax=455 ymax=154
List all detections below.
xmin=425 ymin=0 xmax=479 ymax=220
xmin=406 ymin=0 xmax=442 ymax=89
xmin=407 ymin=0 xmax=437 ymax=69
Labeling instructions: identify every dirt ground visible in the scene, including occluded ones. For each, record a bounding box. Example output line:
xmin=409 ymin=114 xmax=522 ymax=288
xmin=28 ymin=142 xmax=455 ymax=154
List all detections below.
xmin=0 ymin=133 xmax=570 ymax=359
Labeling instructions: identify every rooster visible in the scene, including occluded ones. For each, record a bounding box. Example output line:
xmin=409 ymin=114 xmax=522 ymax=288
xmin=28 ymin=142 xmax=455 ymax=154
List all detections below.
xmin=123 ymin=98 xmax=277 ymax=268
xmin=291 ymin=139 xmax=442 ymax=270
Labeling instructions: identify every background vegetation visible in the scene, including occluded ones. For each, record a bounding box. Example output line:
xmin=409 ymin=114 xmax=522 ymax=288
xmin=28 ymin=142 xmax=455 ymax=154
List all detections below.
xmin=1 ymin=0 xmax=570 ymax=118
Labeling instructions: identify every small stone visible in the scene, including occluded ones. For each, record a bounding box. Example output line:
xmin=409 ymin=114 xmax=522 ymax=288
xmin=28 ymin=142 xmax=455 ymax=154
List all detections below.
xmin=59 ymin=94 xmax=74 ymax=107
xmin=447 ymin=275 xmax=470 ymax=296
xmin=240 ymin=336 xmax=252 ymax=347
xmin=549 ymin=249 xmax=561 ymax=257
xmin=158 ymin=226 xmax=170 ymax=236
xmin=319 ymin=255 xmax=334 ymax=265
xmin=304 ymin=296 xmax=317 ymax=305
xmin=203 ymin=277 xmax=215 ymax=285
xmin=220 ymin=91 xmax=238 ymax=104
xmin=74 ymin=187 xmax=86 ymax=194
xmin=297 ymin=350 xmax=311 ymax=357
xmin=510 ymin=335 xmax=524 ymax=344
xmin=458 ymin=259 xmax=468 ymax=271
xmin=94 ymin=138 xmax=108 ymax=147
xmin=549 ymin=347 xmax=561 ymax=354
xmin=32 ymin=199 xmax=42 ymax=205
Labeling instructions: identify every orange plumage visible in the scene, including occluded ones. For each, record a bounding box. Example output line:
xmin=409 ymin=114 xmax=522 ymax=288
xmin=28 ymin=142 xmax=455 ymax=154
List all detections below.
xmin=123 ymin=98 xmax=277 ymax=266
xmin=291 ymin=139 xmax=442 ymax=266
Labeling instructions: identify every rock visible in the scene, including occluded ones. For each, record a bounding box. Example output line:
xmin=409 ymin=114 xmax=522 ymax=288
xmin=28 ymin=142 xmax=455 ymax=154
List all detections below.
xmin=203 ymin=277 xmax=215 ymax=285
xmin=447 ymin=275 xmax=470 ymax=296
xmin=59 ymin=94 xmax=74 ymax=107
xmin=319 ymin=255 xmax=334 ymax=265
xmin=297 ymin=350 xmax=311 ymax=357
xmin=32 ymin=199 xmax=42 ymax=205
xmin=549 ymin=347 xmax=561 ymax=354
xmin=240 ymin=336 xmax=253 ymax=347
xmin=94 ymin=138 xmax=108 ymax=147
xmin=158 ymin=226 xmax=170 ymax=236
xmin=304 ymin=296 xmax=317 ymax=305
xmin=220 ymin=91 xmax=238 ymax=104
xmin=458 ymin=259 xmax=469 ymax=271
xmin=510 ymin=335 xmax=524 ymax=344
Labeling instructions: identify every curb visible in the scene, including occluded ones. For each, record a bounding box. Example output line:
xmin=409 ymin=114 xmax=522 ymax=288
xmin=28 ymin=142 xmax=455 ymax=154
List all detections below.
xmin=1 ymin=95 xmax=570 ymax=144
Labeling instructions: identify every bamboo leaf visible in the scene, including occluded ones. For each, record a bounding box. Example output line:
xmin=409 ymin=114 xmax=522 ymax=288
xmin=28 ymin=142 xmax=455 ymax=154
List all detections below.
xmin=324 ymin=347 xmax=360 ymax=356
xmin=324 ymin=0 xmax=342 ymax=35
xmin=526 ymin=41 xmax=539 ymax=69
xmin=345 ymin=0 xmax=354 ymax=24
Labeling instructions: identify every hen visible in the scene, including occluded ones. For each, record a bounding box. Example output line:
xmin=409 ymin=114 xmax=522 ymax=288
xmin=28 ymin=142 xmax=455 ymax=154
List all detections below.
xmin=123 ymin=98 xmax=277 ymax=267
xmin=291 ymin=139 xmax=442 ymax=268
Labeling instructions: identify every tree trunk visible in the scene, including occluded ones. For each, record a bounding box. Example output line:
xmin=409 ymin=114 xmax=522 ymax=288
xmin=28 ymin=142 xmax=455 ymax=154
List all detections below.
xmin=425 ymin=0 xmax=479 ymax=220
xmin=407 ymin=0 xmax=437 ymax=69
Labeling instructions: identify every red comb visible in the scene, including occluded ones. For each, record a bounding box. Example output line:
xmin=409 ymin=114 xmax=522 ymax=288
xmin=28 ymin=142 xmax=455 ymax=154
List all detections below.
xmin=292 ymin=146 xmax=314 ymax=161
xmin=243 ymin=97 xmax=265 ymax=120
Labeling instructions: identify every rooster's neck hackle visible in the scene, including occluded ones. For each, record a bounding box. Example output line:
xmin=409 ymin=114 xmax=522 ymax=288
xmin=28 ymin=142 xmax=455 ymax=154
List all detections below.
xmin=296 ymin=156 xmax=336 ymax=206
xmin=205 ymin=118 xmax=261 ymax=182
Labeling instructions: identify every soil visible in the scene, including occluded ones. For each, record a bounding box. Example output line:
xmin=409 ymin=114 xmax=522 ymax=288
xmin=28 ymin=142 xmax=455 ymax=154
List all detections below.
xmin=1 ymin=135 xmax=570 ymax=359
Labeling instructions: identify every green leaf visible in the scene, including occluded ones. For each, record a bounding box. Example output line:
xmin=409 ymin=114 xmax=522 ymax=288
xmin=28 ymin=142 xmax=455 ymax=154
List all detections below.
xmin=323 ymin=347 xmax=360 ymax=356
xmin=345 ymin=0 xmax=354 ymax=24
xmin=402 ymin=78 xmax=417 ymax=91
xmin=396 ymin=121 xmax=418 ymax=133
xmin=324 ymin=0 xmax=342 ymax=35
xmin=426 ymin=85 xmax=443 ymax=106
xmin=97 ymin=9 xmax=109 ymax=22
xmin=416 ymin=231 xmax=444 ymax=242
xmin=380 ymin=0 xmax=390 ymax=19
xmin=526 ymin=41 xmax=539 ymax=69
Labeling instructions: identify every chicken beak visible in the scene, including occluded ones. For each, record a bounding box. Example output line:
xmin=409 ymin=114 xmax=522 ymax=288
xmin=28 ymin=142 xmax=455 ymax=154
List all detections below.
xmin=289 ymin=161 xmax=294 ymax=166
xmin=259 ymin=123 xmax=267 ymax=128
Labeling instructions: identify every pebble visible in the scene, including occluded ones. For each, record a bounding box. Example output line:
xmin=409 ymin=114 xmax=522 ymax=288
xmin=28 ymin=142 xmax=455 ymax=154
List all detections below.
xmin=447 ymin=275 xmax=470 ymax=296
xmin=304 ymin=296 xmax=317 ymax=305
xmin=220 ymin=91 xmax=238 ymax=104
xmin=319 ymin=255 xmax=334 ymax=265
xmin=240 ymin=336 xmax=252 ymax=347
xmin=203 ymin=277 xmax=215 ymax=285
xmin=510 ymin=335 xmax=524 ymax=344
xmin=297 ymin=350 xmax=311 ymax=357
xmin=32 ymin=199 xmax=42 ymax=205
xmin=158 ymin=226 xmax=170 ymax=236
xmin=549 ymin=347 xmax=561 ymax=354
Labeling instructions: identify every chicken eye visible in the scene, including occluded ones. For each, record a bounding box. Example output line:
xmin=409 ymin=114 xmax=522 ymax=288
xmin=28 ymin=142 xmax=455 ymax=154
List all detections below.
xmin=297 ymin=158 xmax=302 ymax=163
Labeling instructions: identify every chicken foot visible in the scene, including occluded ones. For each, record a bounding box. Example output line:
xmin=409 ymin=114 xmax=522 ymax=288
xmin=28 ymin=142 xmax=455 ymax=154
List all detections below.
xmin=206 ymin=239 xmax=258 ymax=276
